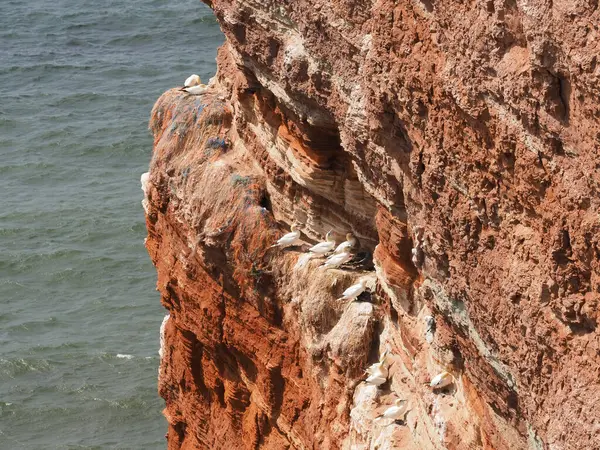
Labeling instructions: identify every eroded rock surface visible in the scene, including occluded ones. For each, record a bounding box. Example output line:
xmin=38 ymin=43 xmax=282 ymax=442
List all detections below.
xmin=145 ymin=1 xmax=600 ymax=449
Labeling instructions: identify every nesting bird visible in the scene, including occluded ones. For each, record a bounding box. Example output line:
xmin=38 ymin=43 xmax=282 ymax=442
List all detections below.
xmin=271 ymin=224 xmax=303 ymax=248
xmin=140 ymin=172 xmax=150 ymax=195
xmin=308 ymin=230 xmax=336 ymax=255
xmin=374 ymin=398 xmax=409 ymax=423
xmin=365 ymin=351 xmax=390 ymax=386
xmin=319 ymin=250 xmax=353 ymax=269
xmin=181 ymin=84 xmax=209 ymax=95
xmin=333 ymin=232 xmax=358 ymax=254
xmin=338 ymin=279 xmax=367 ymax=301
xmin=141 ymin=172 xmax=150 ymax=213
xmin=365 ymin=350 xmax=389 ymax=376
xmin=184 ymin=74 xmax=201 ymax=87
xmin=366 ymin=372 xmax=387 ymax=386
xmin=429 ymin=371 xmax=454 ymax=390
xmin=294 ymin=230 xmax=336 ymax=269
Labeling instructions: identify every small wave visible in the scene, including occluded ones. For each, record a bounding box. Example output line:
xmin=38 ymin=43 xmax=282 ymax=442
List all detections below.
xmin=90 ymin=395 xmax=149 ymax=410
xmin=106 ymin=33 xmax=154 ymax=46
xmin=188 ymin=15 xmax=219 ymax=26
xmin=0 ymin=357 xmax=53 ymax=377
xmin=116 ymin=353 xmax=134 ymax=359
xmin=0 ymin=63 xmax=95 ymax=75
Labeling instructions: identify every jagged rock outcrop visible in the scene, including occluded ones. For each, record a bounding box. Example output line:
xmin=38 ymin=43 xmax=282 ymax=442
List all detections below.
xmin=144 ymin=1 xmax=600 ymax=449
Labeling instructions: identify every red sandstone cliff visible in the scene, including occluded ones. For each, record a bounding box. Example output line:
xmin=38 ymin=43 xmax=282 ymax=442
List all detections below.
xmin=144 ymin=1 xmax=600 ymax=449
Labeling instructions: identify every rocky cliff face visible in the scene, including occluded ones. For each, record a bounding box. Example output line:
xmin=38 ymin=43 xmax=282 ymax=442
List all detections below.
xmin=144 ymin=1 xmax=600 ymax=449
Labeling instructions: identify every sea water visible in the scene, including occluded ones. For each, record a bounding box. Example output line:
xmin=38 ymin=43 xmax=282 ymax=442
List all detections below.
xmin=0 ymin=0 xmax=223 ymax=447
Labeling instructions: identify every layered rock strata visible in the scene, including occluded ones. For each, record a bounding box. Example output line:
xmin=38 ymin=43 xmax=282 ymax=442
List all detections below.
xmin=145 ymin=1 xmax=600 ymax=449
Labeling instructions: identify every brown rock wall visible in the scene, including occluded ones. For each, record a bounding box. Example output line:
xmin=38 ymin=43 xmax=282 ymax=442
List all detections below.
xmin=145 ymin=1 xmax=600 ymax=449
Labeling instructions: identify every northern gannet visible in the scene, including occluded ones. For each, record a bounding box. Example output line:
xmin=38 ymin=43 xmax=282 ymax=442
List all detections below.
xmin=365 ymin=350 xmax=389 ymax=376
xmin=319 ymin=250 xmax=352 ymax=269
xmin=338 ymin=279 xmax=367 ymax=301
xmin=333 ymin=232 xmax=358 ymax=254
xmin=375 ymin=399 xmax=409 ymax=423
xmin=365 ymin=372 xmax=388 ymax=386
xmin=181 ymin=84 xmax=209 ymax=95
xmin=271 ymin=224 xmax=302 ymax=248
xmin=309 ymin=230 xmax=336 ymax=255
xmin=158 ymin=314 xmax=170 ymax=358
xmin=141 ymin=172 xmax=150 ymax=194
xmin=294 ymin=230 xmax=336 ymax=269
xmin=429 ymin=371 xmax=454 ymax=389
xmin=184 ymin=74 xmax=201 ymax=87
xmin=364 ymin=350 xmax=391 ymax=386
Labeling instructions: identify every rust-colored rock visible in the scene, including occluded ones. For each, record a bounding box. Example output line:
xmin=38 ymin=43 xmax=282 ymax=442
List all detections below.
xmin=145 ymin=1 xmax=600 ymax=449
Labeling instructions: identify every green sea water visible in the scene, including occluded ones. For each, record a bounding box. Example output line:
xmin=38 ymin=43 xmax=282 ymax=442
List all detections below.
xmin=0 ymin=1 xmax=223 ymax=447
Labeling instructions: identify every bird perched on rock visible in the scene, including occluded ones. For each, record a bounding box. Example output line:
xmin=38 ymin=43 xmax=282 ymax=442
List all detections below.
xmin=338 ymin=279 xmax=367 ymax=301
xmin=365 ymin=351 xmax=390 ymax=386
xmin=184 ymin=74 xmax=201 ymax=87
xmin=294 ymin=230 xmax=336 ymax=269
xmin=374 ymin=399 xmax=409 ymax=424
xmin=180 ymin=84 xmax=209 ymax=95
xmin=429 ymin=371 xmax=454 ymax=390
xmin=271 ymin=224 xmax=303 ymax=248
xmin=140 ymin=172 xmax=150 ymax=195
xmin=319 ymin=250 xmax=352 ymax=269
xmin=365 ymin=350 xmax=389 ymax=376
xmin=366 ymin=371 xmax=388 ymax=386
xmin=308 ymin=230 xmax=336 ymax=255
xmin=333 ymin=232 xmax=358 ymax=254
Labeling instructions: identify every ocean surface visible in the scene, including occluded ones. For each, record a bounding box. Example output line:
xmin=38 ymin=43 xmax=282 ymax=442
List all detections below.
xmin=0 ymin=1 xmax=223 ymax=448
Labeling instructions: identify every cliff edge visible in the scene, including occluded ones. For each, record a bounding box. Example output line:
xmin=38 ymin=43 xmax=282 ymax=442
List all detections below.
xmin=144 ymin=1 xmax=600 ymax=449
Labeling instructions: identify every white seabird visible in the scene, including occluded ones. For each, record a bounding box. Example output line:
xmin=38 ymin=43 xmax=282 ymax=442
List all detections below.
xmin=430 ymin=371 xmax=454 ymax=389
xmin=338 ymin=279 xmax=367 ymax=301
xmin=141 ymin=172 xmax=150 ymax=194
xmin=374 ymin=399 xmax=409 ymax=423
xmin=184 ymin=74 xmax=201 ymax=87
xmin=319 ymin=250 xmax=352 ymax=269
xmin=181 ymin=84 xmax=209 ymax=95
xmin=309 ymin=230 xmax=336 ymax=255
xmin=333 ymin=232 xmax=358 ymax=254
xmin=365 ymin=372 xmax=388 ymax=386
xmin=158 ymin=314 xmax=170 ymax=358
xmin=364 ymin=350 xmax=391 ymax=386
xmin=294 ymin=230 xmax=336 ymax=269
xmin=271 ymin=224 xmax=302 ymax=248
xmin=365 ymin=350 xmax=389 ymax=376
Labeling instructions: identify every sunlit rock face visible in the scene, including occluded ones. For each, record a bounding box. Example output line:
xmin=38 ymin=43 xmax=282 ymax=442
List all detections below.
xmin=145 ymin=1 xmax=600 ymax=449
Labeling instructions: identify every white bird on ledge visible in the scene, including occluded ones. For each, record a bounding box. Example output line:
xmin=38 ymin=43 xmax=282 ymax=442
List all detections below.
xmin=271 ymin=224 xmax=303 ymax=248
xmin=308 ymin=230 xmax=336 ymax=255
xmin=374 ymin=398 xmax=409 ymax=424
xmin=333 ymin=232 xmax=357 ymax=254
xmin=338 ymin=279 xmax=367 ymax=301
xmin=319 ymin=250 xmax=352 ymax=269
xmin=181 ymin=84 xmax=209 ymax=95
xmin=184 ymin=74 xmax=201 ymax=87
xmin=429 ymin=371 xmax=454 ymax=390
